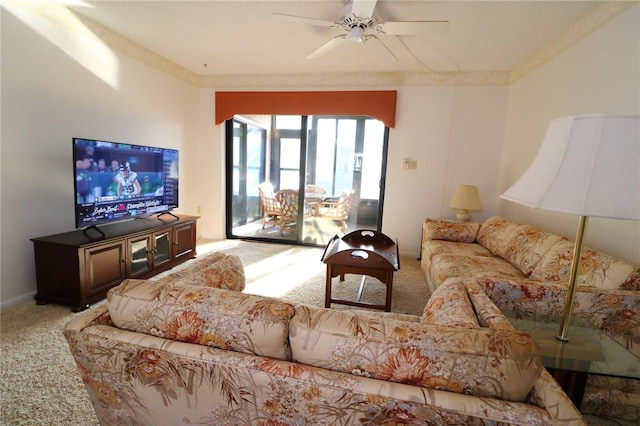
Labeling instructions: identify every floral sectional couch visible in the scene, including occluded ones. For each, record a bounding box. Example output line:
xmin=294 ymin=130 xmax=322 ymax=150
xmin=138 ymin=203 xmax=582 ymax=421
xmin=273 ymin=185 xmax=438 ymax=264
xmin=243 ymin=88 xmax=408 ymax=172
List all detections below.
xmin=64 ymin=250 xmax=584 ymax=425
xmin=420 ymin=216 xmax=640 ymax=422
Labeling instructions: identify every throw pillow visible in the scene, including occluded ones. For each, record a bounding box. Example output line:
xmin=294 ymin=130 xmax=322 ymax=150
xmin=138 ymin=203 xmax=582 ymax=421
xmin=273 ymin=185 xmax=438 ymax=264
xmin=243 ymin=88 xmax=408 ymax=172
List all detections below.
xmin=107 ymin=279 xmax=295 ymax=360
xmin=424 ymin=218 xmax=480 ymax=243
xmin=290 ymin=304 xmax=542 ymax=402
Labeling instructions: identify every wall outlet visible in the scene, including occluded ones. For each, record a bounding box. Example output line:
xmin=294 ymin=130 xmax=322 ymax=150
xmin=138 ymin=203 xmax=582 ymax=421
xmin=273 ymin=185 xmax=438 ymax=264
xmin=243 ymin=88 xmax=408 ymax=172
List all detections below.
xmin=402 ymin=158 xmax=411 ymax=170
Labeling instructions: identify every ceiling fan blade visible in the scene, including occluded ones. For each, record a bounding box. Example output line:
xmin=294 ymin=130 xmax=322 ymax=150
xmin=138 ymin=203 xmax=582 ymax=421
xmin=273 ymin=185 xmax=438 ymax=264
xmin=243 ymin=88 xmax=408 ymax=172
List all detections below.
xmin=380 ymin=21 xmax=450 ymax=37
xmin=273 ymin=13 xmax=337 ymax=28
xmin=351 ymin=0 xmax=377 ymax=18
xmin=366 ymin=36 xmax=398 ymax=63
xmin=306 ymin=36 xmax=347 ymax=60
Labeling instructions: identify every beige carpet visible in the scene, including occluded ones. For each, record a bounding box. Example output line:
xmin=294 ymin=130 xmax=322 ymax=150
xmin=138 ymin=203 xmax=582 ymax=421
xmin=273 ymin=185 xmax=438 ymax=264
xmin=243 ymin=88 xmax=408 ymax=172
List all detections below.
xmin=0 ymin=239 xmax=429 ymax=425
xmin=0 ymin=239 xmax=622 ymax=425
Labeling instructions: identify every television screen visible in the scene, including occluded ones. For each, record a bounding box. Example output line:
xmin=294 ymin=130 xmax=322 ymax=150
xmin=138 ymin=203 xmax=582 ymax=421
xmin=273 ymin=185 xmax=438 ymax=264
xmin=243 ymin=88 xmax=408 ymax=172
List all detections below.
xmin=73 ymin=137 xmax=179 ymax=228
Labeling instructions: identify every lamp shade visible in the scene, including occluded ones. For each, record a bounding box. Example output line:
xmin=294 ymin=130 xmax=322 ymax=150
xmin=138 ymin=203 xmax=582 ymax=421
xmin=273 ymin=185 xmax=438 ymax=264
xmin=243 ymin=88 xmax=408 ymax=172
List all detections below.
xmin=449 ymin=185 xmax=482 ymax=210
xmin=500 ymin=114 xmax=640 ymax=220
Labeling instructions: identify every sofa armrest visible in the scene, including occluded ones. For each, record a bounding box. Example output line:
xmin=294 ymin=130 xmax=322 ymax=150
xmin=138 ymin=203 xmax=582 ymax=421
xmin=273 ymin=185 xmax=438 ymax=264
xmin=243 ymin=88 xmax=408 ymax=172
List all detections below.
xmin=63 ymin=304 xmax=112 ymax=354
xmin=462 ymin=280 xmax=514 ymax=330
xmin=422 ymin=279 xmax=480 ymax=328
xmin=63 ymin=304 xmax=112 ymax=334
xmin=151 ymin=251 xmax=245 ymax=292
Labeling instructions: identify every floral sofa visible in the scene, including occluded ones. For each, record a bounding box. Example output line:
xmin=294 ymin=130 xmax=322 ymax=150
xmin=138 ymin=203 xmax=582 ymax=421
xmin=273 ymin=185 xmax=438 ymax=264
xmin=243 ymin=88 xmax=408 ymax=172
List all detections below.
xmin=64 ymin=250 xmax=584 ymax=425
xmin=420 ymin=216 xmax=640 ymax=422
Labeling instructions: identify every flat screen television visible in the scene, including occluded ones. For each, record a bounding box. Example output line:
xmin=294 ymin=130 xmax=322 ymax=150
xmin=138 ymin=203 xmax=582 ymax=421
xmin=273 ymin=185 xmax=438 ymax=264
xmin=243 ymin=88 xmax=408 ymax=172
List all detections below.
xmin=73 ymin=137 xmax=179 ymax=229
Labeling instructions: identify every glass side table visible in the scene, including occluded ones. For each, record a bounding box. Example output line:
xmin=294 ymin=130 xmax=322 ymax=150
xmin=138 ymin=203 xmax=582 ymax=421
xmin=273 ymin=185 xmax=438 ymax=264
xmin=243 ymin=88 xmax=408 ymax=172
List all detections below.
xmin=503 ymin=310 xmax=640 ymax=409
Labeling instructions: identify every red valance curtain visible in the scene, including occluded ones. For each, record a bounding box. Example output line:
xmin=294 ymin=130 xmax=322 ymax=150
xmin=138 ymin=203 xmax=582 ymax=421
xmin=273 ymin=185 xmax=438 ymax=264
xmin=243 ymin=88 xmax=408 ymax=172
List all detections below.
xmin=215 ymin=91 xmax=397 ymax=128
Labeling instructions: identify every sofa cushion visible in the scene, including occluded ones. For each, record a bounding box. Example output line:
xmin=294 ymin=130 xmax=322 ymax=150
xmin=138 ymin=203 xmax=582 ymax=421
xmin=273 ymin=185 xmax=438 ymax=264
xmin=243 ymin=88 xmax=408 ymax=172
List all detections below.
xmin=620 ymin=268 xmax=640 ymax=291
xmin=424 ymin=218 xmax=480 ymax=243
xmin=530 ymin=240 xmax=637 ymax=290
xmin=476 ymin=216 xmax=521 ymax=258
xmin=422 ymin=240 xmax=493 ymax=261
xmin=430 ymin=254 xmax=526 ymax=286
xmin=422 ymin=280 xmax=480 ymax=328
xmin=153 ymin=251 xmax=245 ymax=291
xmin=107 ymin=279 xmax=295 ymax=360
xmin=290 ymin=305 xmax=543 ymax=402
xmin=501 ymin=225 xmax=565 ymax=275
xmin=583 ymin=376 xmax=640 ymax=421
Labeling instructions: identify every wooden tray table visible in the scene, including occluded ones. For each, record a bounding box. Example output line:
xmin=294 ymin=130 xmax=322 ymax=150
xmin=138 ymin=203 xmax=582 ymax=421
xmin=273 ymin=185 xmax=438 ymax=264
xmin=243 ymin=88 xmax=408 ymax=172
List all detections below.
xmin=321 ymin=230 xmax=399 ymax=311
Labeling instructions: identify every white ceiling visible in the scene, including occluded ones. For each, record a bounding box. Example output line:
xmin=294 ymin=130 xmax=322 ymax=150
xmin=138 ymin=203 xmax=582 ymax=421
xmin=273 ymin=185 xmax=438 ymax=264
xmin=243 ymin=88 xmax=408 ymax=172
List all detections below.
xmin=67 ymin=0 xmax=606 ymax=77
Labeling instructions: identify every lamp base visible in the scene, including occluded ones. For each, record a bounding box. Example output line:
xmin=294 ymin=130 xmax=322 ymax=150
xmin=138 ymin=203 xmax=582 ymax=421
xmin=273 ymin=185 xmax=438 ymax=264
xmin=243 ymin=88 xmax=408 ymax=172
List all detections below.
xmin=456 ymin=209 xmax=471 ymax=221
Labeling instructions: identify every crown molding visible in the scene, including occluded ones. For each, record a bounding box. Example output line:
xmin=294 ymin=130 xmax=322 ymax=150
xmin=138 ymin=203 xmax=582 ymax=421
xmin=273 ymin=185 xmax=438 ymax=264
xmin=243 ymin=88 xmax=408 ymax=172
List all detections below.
xmin=196 ymin=70 xmax=512 ymax=88
xmin=70 ymin=1 xmax=633 ymax=89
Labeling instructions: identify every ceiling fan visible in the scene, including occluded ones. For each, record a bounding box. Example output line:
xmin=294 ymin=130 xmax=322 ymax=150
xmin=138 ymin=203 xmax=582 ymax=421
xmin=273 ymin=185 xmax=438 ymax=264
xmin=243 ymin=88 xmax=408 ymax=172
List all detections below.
xmin=274 ymin=0 xmax=449 ymax=63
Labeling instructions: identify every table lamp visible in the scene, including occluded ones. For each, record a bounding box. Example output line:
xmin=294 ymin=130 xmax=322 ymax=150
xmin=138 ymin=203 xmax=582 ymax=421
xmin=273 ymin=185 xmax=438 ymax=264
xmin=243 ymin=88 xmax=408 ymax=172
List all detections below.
xmin=500 ymin=114 xmax=640 ymax=342
xmin=449 ymin=184 xmax=482 ymax=221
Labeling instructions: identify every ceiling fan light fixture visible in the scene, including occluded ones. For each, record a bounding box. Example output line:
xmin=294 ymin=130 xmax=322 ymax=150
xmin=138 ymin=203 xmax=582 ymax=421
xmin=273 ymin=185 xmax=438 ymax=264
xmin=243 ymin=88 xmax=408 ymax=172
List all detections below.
xmin=350 ymin=26 xmax=365 ymax=43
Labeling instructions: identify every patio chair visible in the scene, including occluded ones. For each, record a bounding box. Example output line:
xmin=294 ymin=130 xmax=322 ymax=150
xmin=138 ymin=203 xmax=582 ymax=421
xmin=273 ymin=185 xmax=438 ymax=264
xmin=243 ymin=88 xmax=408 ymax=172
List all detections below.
xmin=258 ymin=182 xmax=281 ymax=229
xmin=276 ymin=189 xmax=316 ymax=235
xmin=319 ymin=190 xmax=355 ymax=232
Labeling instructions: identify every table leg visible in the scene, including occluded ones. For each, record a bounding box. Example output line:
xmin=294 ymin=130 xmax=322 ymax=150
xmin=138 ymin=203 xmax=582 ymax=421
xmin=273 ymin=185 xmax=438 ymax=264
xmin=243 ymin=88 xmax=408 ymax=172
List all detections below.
xmin=384 ymin=272 xmax=393 ymax=312
xmin=356 ymin=276 xmax=367 ymax=301
xmin=323 ymin=265 xmax=396 ymax=311
xmin=325 ymin=265 xmax=332 ymax=308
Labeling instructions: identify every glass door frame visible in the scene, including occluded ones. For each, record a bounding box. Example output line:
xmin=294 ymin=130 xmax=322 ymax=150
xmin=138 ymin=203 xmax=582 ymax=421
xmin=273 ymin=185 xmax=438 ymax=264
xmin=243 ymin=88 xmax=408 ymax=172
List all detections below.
xmin=270 ymin=116 xmax=309 ymax=243
xmin=225 ymin=118 xmax=267 ymax=235
xmin=225 ymin=115 xmax=389 ymax=247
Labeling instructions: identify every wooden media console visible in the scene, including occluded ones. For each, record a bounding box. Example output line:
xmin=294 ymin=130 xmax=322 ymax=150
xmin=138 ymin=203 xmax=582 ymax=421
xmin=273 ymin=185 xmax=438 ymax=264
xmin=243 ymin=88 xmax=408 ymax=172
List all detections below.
xmin=31 ymin=214 xmax=199 ymax=311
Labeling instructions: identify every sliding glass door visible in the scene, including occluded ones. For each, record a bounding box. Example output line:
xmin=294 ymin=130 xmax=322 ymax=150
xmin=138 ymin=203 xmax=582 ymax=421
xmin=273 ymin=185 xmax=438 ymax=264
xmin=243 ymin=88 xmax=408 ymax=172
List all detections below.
xmin=228 ymin=119 xmax=266 ymax=228
xmin=227 ymin=115 xmax=388 ymax=247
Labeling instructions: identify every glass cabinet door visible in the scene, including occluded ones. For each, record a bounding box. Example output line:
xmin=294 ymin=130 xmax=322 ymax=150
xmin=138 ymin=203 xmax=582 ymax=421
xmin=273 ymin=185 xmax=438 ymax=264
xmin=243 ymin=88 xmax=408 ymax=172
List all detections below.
xmin=128 ymin=235 xmax=152 ymax=276
xmin=153 ymin=231 xmax=171 ymax=267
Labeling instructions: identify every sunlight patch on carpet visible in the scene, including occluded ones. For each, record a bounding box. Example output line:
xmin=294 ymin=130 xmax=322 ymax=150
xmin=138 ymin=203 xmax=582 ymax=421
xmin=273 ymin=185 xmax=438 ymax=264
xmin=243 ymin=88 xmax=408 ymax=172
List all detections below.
xmin=243 ymin=247 xmax=325 ymax=298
